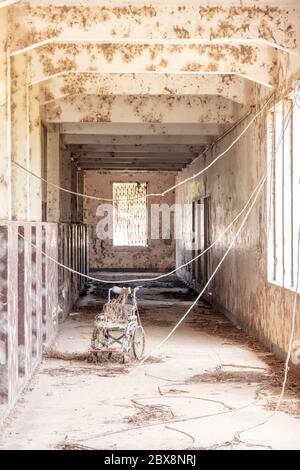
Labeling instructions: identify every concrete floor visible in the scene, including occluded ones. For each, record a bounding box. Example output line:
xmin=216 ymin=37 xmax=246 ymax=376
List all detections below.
xmin=1 ymin=273 xmax=300 ymax=450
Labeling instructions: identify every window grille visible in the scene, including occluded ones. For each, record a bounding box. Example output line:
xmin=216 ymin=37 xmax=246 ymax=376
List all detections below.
xmin=267 ymin=95 xmax=300 ymax=290
xmin=113 ymin=182 xmax=147 ymax=247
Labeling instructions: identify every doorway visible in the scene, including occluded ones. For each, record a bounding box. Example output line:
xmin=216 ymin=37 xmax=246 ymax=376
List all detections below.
xmin=192 ymin=197 xmax=211 ymax=290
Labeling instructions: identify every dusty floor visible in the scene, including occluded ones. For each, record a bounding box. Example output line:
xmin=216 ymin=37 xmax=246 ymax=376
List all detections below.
xmin=1 ymin=273 xmax=300 ymax=450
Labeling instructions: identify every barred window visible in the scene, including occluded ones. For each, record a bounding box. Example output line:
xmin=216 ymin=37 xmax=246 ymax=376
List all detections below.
xmin=267 ymin=95 xmax=300 ymax=290
xmin=113 ymin=182 xmax=147 ymax=247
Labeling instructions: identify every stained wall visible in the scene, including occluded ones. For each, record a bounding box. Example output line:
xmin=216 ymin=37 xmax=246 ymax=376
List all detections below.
xmin=176 ymin=88 xmax=300 ymax=362
xmin=0 ymin=221 xmax=88 ymax=422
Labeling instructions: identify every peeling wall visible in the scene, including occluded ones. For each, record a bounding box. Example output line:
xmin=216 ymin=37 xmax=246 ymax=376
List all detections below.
xmin=59 ymin=147 xmax=80 ymax=223
xmin=45 ymin=94 xmax=243 ymax=124
xmin=1 ymin=0 xmax=300 ymax=421
xmin=11 ymin=53 xmax=30 ymax=221
xmin=84 ymin=171 xmax=176 ymax=271
xmin=10 ymin=3 xmax=300 ymax=52
xmin=46 ymin=123 xmax=82 ymax=223
xmin=30 ymin=42 xmax=275 ymax=87
xmin=40 ymin=73 xmax=254 ymax=106
xmin=176 ymin=87 xmax=300 ymax=362
xmin=0 ymin=3 xmax=88 ymax=420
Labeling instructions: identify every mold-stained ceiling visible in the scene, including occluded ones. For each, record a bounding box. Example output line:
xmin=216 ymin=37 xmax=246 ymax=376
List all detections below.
xmin=6 ymin=0 xmax=300 ymax=170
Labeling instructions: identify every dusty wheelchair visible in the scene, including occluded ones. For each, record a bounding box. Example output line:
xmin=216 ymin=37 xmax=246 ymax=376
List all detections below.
xmin=88 ymin=286 xmax=145 ymax=362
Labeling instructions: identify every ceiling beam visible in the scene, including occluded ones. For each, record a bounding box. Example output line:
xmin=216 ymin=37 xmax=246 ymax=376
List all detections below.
xmin=46 ymin=94 xmax=243 ymax=124
xmin=30 ymin=43 xmax=276 ymax=88
xmin=78 ymin=162 xmax=191 ymax=168
xmin=77 ymin=160 xmax=192 ymax=166
xmin=75 ymin=152 xmax=194 ymax=160
xmin=79 ymin=163 xmax=184 ymax=171
xmin=40 ymin=73 xmax=254 ymax=105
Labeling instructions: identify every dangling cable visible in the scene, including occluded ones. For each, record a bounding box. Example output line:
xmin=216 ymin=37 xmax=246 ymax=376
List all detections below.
xmin=16 ymin=95 xmax=293 ymax=286
xmin=12 ymin=93 xmax=274 ymax=203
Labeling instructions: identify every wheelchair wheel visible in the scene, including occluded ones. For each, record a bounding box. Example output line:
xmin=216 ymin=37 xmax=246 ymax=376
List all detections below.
xmin=132 ymin=326 xmax=145 ymax=360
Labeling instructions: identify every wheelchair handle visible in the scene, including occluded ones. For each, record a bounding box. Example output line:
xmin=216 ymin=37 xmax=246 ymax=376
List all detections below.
xmin=108 ymin=286 xmax=142 ymax=303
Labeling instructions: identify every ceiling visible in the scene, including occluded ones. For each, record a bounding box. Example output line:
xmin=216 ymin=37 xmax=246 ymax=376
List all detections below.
xmin=8 ymin=0 xmax=299 ymax=171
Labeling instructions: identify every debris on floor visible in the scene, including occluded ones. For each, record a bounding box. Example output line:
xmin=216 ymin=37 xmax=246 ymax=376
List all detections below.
xmin=1 ymin=274 xmax=300 ymax=450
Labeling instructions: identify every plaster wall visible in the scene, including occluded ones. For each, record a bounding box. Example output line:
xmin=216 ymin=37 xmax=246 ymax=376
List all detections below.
xmin=0 ymin=8 xmax=10 ymax=220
